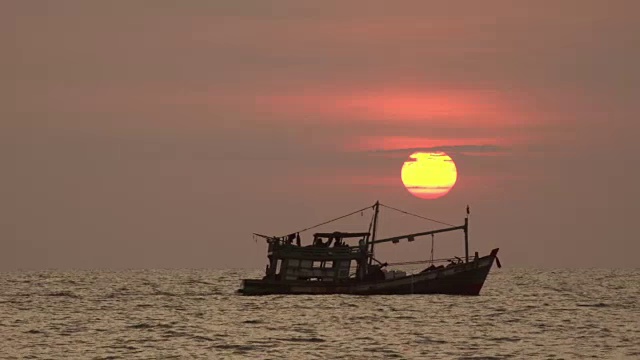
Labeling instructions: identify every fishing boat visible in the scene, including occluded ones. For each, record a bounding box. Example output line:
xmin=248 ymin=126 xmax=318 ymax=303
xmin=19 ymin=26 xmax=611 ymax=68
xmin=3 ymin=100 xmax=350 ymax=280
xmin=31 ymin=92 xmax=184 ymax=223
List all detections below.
xmin=239 ymin=201 xmax=500 ymax=296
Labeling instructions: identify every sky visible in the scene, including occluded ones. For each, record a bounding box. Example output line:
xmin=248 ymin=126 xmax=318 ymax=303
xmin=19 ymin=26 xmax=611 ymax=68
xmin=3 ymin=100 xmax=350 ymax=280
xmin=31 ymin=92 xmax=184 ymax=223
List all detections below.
xmin=4 ymin=1 xmax=640 ymax=270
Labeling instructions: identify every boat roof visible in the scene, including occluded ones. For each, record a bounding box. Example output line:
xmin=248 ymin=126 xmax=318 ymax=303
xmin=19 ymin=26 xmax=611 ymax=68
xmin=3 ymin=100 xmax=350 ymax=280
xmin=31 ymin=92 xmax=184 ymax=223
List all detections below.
xmin=313 ymin=232 xmax=370 ymax=239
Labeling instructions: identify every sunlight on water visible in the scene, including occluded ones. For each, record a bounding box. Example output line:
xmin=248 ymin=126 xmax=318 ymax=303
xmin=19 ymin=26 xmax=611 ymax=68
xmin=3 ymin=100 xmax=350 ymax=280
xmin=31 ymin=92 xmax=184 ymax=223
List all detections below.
xmin=1 ymin=269 xmax=639 ymax=359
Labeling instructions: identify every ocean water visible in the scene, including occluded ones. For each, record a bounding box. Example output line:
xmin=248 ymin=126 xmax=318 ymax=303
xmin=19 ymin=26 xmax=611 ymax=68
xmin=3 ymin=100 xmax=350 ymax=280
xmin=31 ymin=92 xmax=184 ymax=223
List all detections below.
xmin=1 ymin=268 xmax=638 ymax=359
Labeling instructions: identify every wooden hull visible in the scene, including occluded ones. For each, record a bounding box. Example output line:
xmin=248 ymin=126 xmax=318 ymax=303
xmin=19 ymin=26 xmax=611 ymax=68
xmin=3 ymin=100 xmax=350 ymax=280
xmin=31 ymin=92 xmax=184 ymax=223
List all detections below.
xmin=239 ymin=249 xmax=498 ymax=296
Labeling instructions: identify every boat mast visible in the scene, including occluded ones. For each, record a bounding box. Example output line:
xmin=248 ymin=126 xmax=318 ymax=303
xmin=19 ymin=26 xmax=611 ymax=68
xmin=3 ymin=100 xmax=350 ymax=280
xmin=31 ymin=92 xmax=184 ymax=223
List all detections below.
xmin=464 ymin=205 xmax=470 ymax=263
xmin=368 ymin=201 xmax=380 ymax=265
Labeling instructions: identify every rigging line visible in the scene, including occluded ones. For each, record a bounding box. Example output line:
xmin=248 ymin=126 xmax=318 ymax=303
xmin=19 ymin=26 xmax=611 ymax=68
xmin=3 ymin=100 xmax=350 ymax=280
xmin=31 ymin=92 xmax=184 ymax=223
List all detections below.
xmin=379 ymin=203 xmax=454 ymax=227
xmin=282 ymin=205 xmax=374 ymax=237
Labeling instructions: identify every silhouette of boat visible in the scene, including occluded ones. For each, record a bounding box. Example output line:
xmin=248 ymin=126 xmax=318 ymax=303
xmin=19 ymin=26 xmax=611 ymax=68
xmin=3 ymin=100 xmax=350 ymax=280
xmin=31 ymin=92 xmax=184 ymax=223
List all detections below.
xmin=239 ymin=201 xmax=500 ymax=295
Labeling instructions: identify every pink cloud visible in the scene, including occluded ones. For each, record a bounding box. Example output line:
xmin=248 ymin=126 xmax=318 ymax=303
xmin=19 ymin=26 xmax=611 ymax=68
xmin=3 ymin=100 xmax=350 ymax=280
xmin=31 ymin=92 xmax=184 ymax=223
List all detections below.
xmin=256 ymin=87 xmax=524 ymax=127
xmin=344 ymin=136 xmax=508 ymax=152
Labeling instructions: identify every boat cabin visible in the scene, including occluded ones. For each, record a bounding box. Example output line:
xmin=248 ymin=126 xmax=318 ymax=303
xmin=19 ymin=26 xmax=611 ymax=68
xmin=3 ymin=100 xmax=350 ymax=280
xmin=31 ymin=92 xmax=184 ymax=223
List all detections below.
xmin=264 ymin=232 xmax=371 ymax=282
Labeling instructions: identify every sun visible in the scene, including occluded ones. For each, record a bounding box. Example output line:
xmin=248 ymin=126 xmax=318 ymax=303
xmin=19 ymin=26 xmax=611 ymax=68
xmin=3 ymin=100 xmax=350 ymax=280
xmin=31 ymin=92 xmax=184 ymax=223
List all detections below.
xmin=401 ymin=151 xmax=458 ymax=200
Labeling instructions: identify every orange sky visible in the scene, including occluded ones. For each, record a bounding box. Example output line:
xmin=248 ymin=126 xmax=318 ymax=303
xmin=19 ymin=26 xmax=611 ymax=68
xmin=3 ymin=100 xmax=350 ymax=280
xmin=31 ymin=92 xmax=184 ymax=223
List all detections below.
xmin=4 ymin=1 xmax=640 ymax=269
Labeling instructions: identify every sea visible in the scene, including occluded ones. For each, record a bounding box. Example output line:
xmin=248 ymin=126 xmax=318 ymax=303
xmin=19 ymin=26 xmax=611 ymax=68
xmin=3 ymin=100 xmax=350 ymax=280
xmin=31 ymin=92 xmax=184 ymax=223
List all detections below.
xmin=1 ymin=268 xmax=638 ymax=359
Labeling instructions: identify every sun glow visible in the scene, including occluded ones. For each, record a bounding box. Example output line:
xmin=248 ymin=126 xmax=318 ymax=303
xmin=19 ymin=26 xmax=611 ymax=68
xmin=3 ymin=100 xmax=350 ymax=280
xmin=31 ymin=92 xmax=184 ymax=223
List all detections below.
xmin=401 ymin=152 xmax=458 ymax=200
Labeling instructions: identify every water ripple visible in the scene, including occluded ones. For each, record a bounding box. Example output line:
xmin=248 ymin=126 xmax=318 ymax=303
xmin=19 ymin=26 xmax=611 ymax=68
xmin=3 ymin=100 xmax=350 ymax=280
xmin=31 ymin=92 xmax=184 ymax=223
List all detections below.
xmin=0 ymin=268 xmax=638 ymax=358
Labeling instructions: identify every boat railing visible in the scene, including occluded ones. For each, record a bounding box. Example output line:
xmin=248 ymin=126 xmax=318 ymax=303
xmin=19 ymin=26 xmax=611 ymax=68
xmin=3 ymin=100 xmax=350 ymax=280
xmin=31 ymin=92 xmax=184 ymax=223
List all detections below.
xmin=272 ymin=244 xmax=366 ymax=258
xmin=274 ymin=243 xmax=362 ymax=253
xmin=386 ymin=255 xmax=477 ymax=268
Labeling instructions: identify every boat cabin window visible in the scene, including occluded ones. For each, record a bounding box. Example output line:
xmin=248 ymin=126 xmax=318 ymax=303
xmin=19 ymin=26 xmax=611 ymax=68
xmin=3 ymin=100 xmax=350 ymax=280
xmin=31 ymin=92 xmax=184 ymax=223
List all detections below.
xmin=309 ymin=260 xmax=334 ymax=269
xmin=336 ymin=260 xmax=351 ymax=278
xmin=288 ymin=259 xmax=300 ymax=268
xmin=277 ymin=257 xmax=353 ymax=282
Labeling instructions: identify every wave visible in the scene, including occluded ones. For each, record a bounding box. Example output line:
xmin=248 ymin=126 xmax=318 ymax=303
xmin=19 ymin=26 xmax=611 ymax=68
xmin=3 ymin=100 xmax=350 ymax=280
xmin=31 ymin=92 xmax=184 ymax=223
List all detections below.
xmin=276 ymin=337 xmax=326 ymax=343
xmin=576 ymin=302 xmax=610 ymax=308
xmin=46 ymin=291 xmax=81 ymax=299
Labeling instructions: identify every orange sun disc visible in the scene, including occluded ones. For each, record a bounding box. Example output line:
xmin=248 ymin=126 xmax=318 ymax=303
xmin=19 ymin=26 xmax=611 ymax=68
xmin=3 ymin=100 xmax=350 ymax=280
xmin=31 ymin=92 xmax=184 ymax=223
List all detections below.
xmin=401 ymin=151 xmax=458 ymax=200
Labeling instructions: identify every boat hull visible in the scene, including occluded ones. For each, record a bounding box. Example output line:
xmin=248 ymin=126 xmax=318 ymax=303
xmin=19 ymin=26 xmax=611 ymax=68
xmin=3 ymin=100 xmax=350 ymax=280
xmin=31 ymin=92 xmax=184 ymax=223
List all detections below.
xmin=239 ymin=249 xmax=498 ymax=296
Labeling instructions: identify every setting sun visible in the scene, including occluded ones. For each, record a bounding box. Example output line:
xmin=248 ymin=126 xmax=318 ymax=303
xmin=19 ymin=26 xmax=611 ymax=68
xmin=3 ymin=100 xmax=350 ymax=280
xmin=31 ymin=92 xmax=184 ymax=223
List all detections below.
xmin=401 ymin=151 xmax=458 ymax=199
